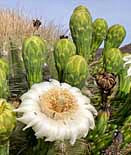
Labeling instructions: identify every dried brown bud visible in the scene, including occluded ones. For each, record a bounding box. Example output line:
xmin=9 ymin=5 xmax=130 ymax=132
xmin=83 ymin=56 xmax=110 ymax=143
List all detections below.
xmin=96 ymin=72 xmax=116 ymax=92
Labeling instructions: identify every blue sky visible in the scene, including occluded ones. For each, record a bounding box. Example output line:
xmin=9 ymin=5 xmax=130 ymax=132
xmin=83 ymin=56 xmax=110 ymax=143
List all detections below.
xmin=0 ymin=0 xmax=131 ymax=46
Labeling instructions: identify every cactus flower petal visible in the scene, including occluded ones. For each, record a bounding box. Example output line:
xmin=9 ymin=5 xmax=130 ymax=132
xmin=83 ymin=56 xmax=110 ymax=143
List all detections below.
xmin=15 ymin=79 xmax=97 ymax=145
xmin=123 ymin=55 xmax=131 ymax=77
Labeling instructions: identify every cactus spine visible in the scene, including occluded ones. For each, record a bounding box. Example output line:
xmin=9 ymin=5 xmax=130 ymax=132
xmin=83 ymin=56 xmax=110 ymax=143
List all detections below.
xmin=69 ymin=5 xmax=92 ymax=61
xmin=22 ymin=36 xmax=47 ymax=87
xmin=91 ymin=18 xmax=108 ymax=59
xmin=63 ymin=55 xmax=88 ymax=88
xmin=54 ymin=38 xmax=76 ymax=82
xmin=0 ymin=59 xmax=9 ymax=99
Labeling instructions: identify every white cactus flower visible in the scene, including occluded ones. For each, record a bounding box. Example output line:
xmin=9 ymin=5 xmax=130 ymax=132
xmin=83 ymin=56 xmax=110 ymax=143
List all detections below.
xmin=123 ymin=55 xmax=131 ymax=77
xmin=15 ymin=79 xmax=97 ymax=145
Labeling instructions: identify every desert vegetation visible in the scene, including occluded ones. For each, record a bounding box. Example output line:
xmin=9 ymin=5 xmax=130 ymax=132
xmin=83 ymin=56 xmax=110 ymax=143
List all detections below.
xmin=0 ymin=5 xmax=131 ymax=155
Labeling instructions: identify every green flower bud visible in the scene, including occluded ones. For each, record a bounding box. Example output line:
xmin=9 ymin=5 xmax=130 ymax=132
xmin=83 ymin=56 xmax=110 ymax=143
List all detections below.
xmin=104 ymin=24 xmax=126 ymax=52
xmin=104 ymin=48 xmax=123 ymax=75
xmin=69 ymin=5 xmax=92 ymax=61
xmin=0 ymin=99 xmax=16 ymax=143
xmin=54 ymin=38 xmax=76 ymax=81
xmin=63 ymin=55 xmax=88 ymax=88
xmin=91 ymin=18 xmax=108 ymax=58
xmin=22 ymin=35 xmax=47 ymax=87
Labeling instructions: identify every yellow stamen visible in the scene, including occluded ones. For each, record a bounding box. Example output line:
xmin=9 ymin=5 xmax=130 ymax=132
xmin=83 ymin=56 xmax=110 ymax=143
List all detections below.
xmin=39 ymin=88 xmax=78 ymax=120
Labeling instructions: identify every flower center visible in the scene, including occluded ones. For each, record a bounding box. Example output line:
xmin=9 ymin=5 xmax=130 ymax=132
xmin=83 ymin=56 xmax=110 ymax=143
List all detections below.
xmin=39 ymin=87 xmax=78 ymax=120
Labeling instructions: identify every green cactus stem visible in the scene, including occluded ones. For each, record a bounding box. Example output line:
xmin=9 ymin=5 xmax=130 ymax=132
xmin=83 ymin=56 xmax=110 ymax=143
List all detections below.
xmin=0 ymin=58 xmax=9 ymax=99
xmin=63 ymin=55 xmax=88 ymax=88
xmin=103 ymin=48 xmax=123 ymax=75
xmin=91 ymin=18 xmax=108 ymax=60
xmin=54 ymin=38 xmax=76 ymax=82
xmin=0 ymin=99 xmax=16 ymax=155
xmin=103 ymin=24 xmax=126 ymax=53
xmin=22 ymin=35 xmax=47 ymax=87
xmin=69 ymin=5 xmax=92 ymax=61
xmin=118 ymin=68 xmax=131 ymax=98
xmin=9 ymin=39 xmax=28 ymax=96
xmin=0 ymin=141 xmax=9 ymax=155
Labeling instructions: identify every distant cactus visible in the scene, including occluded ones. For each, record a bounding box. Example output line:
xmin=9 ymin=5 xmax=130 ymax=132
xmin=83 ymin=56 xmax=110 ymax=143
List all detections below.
xmin=0 ymin=58 xmax=9 ymax=98
xmin=104 ymin=24 xmax=126 ymax=53
xmin=63 ymin=55 xmax=88 ymax=88
xmin=103 ymin=48 xmax=123 ymax=75
xmin=22 ymin=35 xmax=47 ymax=87
xmin=69 ymin=5 xmax=92 ymax=61
xmin=54 ymin=38 xmax=76 ymax=82
xmin=91 ymin=18 xmax=108 ymax=59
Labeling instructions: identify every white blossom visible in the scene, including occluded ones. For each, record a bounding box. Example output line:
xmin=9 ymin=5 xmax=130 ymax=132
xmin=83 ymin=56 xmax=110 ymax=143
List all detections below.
xmin=15 ymin=79 xmax=97 ymax=145
xmin=123 ymin=55 xmax=131 ymax=77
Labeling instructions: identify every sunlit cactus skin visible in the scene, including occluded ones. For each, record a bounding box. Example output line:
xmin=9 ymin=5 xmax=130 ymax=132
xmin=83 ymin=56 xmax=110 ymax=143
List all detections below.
xmin=0 ymin=99 xmax=16 ymax=142
xmin=103 ymin=48 xmax=123 ymax=75
xmin=104 ymin=24 xmax=126 ymax=52
xmin=0 ymin=59 xmax=9 ymax=99
xmin=63 ymin=55 xmax=88 ymax=88
xmin=54 ymin=38 xmax=76 ymax=82
xmin=69 ymin=5 xmax=92 ymax=61
xmin=22 ymin=35 xmax=47 ymax=87
xmin=91 ymin=18 xmax=108 ymax=59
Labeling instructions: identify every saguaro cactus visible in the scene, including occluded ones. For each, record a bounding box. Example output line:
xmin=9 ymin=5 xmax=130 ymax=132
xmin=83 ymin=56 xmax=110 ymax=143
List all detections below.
xmin=0 ymin=59 xmax=9 ymax=99
xmin=63 ymin=55 xmax=88 ymax=88
xmin=22 ymin=35 xmax=47 ymax=87
xmin=91 ymin=18 xmax=108 ymax=59
xmin=0 ymin=99 xmax=16 ymax=155
xmin=69 ymin=5 xmax=92 ymax=61
xmin=104 ymin=24 xmax=126 ymax=52
xmin=54 ymin=38 xmax=76 ymax=82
